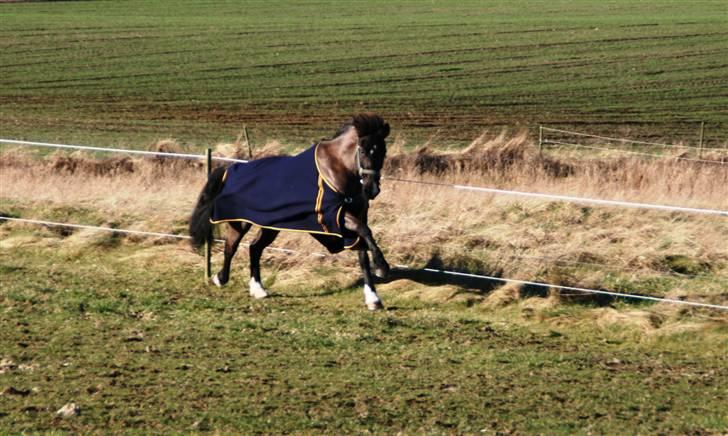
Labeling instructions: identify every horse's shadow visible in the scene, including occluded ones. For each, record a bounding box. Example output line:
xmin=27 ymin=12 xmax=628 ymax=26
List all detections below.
xmin=380 ymin=265 xmax=503 ymax=293
xmin=276 ymin=254 xmax=616 ymax=307
xmin=348 ymin=255 xmax=616 ymax=307
xmin=353 ymin=255 xmax=540 ymax=294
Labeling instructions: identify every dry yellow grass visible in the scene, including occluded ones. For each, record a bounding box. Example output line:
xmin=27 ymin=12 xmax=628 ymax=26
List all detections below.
xmin=385 ymin=130 xmax=728 ymax=209
xmin=2 ymin=133 xmax=727 ymax=321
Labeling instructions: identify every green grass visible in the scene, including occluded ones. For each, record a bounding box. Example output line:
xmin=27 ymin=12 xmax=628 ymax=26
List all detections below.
xmin=2 ymin=2 xmax=727 ymax=432
xmin=1 ymin=0 xmax=727 ymax=148
xmin=1 ymin=236 xmax=727 ymax=433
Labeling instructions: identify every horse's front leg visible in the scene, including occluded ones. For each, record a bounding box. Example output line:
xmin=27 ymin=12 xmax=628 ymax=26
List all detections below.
xmin=213 ymin=222 xmax=251 ymax=287
xmin=358 ymin=249 xmax=384 ymax=311
xmin=345 ymin=212 xmax=389 ymax=279
xmin=248 ymin=228 xmax=279 ymax=299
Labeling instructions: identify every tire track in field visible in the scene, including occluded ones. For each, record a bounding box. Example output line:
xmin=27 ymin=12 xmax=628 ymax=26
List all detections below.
xmin=190 ymin=40 xmax=726 ymax=89
xmin=267 ymin=30 xmax=728 ymax=64
xmin=271 ymin=46 xmax=728 ymax=86
xmin=10 ymin=24 xmax=720 ymax=71
xmin=190 ymin=47 xmax=728 ymax=97
xmin=3 ymin=24 xmax=724 ymax=80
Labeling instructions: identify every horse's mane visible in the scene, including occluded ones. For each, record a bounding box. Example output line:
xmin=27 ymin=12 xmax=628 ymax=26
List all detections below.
xmin=333 ymin=113 xmax=389 ymax=139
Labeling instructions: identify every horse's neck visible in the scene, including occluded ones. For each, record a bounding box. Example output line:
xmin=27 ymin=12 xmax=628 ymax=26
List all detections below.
xmin=317 ymin=130 xmax=360 ymax=195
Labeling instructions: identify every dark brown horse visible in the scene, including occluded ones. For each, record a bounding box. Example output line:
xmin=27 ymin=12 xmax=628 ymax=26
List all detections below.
xmin=189 ymin=114 xmax=390 ymax=310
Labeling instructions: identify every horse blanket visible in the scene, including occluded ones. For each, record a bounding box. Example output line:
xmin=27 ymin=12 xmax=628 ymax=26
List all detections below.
xmin=210 ymin=144 xmax=361 ymax=254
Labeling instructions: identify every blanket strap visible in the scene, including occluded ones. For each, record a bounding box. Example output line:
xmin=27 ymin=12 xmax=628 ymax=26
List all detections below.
xmin=315 ymin=175 xmax=329 ymax=233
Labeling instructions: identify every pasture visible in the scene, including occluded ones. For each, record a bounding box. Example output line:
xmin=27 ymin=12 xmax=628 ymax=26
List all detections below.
xmin=1 ymin=239 xmax=726 ymax=433
xmin=0 ymin=203 xmax=728 ymax=433
xmin=2 ymin=140 xmax=727 ymax=433
xmin=1 ymin=0 xmax=728 ymax=434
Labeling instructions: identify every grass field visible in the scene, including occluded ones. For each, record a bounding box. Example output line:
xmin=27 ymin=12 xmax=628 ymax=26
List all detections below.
xmin=2 ymin=0 xmax=728 ymax=433
xmin=1 ymin=236 xmax=727 ymax=434
xmin=1 ymin=142 xmax=727 ymax=432
xmin=1 ymin=0 xmax=727 ymax=148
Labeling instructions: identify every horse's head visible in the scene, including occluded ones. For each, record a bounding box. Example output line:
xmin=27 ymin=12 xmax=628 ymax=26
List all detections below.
xmin=351 ymin=114 xmax=390 ymax=200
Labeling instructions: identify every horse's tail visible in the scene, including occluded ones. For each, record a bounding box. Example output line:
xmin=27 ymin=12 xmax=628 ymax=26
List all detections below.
xmin=189 ymin=166 xmax=227 ymax=249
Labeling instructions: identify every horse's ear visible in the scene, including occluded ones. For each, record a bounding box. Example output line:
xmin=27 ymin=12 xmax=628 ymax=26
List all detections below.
xmin=382 ymin=123 xmax=390 ymax=139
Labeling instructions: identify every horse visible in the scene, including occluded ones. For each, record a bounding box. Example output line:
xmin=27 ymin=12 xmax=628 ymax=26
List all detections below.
xmin=188 ymin=113 xmax=391 ymax=310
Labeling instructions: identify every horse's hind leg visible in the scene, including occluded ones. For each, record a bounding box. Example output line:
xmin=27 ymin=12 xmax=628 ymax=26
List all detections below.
xmin=248 ymin=228 xmax=279 ymax=299
xmin=213 ymin=221 xmax=252 ymax=287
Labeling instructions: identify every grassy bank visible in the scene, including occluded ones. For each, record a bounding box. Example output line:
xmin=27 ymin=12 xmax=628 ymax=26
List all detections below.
xmin=2 ymin=134 xmax=727 ymax=306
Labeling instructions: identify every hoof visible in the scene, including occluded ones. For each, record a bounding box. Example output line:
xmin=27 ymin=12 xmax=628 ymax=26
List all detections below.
xmin=249 ymin=278 xmax=269 ymax=299
xmin=211 ymin=273 xmax=224 ymax=288
xmin=366 ymin=300 xmax=384 ymax=311
xmin=363 ymin=284 xmax=383 ymax=311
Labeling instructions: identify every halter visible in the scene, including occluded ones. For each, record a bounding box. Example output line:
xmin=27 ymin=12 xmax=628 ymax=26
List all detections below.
xmin=355 ymin=145 xmax=380 ymax=178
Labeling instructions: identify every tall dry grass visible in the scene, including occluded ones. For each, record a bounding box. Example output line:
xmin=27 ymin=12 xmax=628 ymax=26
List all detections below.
xmin=386 ymin=130 xmax=728 ymax=209
xmin=1 ymin=133 xmax=727 ymax=310
xmin=0 ymin=140 xmax=203 ymax=233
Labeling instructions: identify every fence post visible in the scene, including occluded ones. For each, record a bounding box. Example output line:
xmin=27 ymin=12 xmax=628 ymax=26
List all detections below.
xmin=538 ymin=125 xmax=543 ymax=157
xmin=698 ymin=122 xmax=704 ymax=158
xmin=205 ymin=148 xmax=212 ymax=281
xmin=244 ymin=126 xmax=252 ymax=159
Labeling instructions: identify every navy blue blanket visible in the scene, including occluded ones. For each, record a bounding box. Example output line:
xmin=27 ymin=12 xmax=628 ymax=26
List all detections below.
xmin=210 ymin=145 xmax=361 ymax=253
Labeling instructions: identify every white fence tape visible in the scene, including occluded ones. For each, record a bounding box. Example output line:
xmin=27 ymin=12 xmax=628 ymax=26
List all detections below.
xmin=386 ymin=178 xmax=728 ymax=217
xmin=3 ymin=138 xmax=726 ymax=216
xmin=0 ymin=138 xmax=247 ymax=163
xmin=0 ymin=216 xmax=325 ymax=257
xmin=395 ymin=264 xmax=728 ymax=311
xmin=543 ymin=139 xmax=726 ymax=165
xmin=1 ymin=216 xmax=726 ymax=311
xmin=541 ymin=126 xmax=726 ymax=152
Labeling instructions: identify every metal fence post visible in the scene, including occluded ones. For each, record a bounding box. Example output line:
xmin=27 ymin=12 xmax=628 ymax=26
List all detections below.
xmin=538 ymin=125 xmax=543 ymax=157
xmin=698 ymin=121 xmax=704 ymax=158
xmin=205 ymin=148 xmax=212 ymax=281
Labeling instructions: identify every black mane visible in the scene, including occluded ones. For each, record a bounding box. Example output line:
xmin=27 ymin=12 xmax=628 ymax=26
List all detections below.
xmin=333 ymin=113 xmax=390 ymax=140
